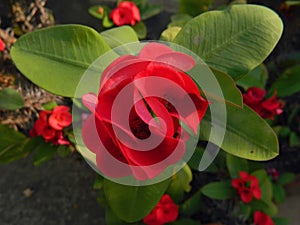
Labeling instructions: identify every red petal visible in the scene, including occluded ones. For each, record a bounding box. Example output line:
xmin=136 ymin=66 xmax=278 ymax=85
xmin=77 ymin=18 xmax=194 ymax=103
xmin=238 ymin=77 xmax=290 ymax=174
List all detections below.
xmin=138 ymin=43 xmax=173 ymax=60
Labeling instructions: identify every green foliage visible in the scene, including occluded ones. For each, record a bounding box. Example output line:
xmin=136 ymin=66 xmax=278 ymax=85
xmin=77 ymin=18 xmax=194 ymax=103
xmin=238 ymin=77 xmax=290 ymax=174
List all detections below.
xmin=11 ymin=25 xmax=111 ymax=97
xmin=33 ymin=140 xmax=57 ymax=166
xmin=226 ymin=153 xmax=249 ymax=178
xmin=270 ymin=65 xmax=300 ymax=97
xmin=101 ymin=26 xmax=139 ymax=49
xmin=88 ymin=5 xmax=105 ymax=20
xmin=170 ymin=218 xmax=202 ymax=225
xmin=160 ymin=27 xmax=182 ymax=42
xmin=166 ymin=165 xmax=193 ymax=203
xmin=132 ymin=22 xmax=147 ymax=39
xmin=200 ymin=104 xmax=279 ymax=161
xmin=179 ymin=0 xmax=213 ymax=16
xmin=272 ymin=183 xmax=286 ymax=204
xmin=174 ymin=5 xmax=283 ymax=79
xmin=201 ymin=181 xmax=235 ymax=200
xmin=180 ymin=189 xmax=202 ymax=216
xmin=103 ymin=178 xmax=170 ymax=222
xmin=0 ymin=88 xmax=24 ymax=110
xmin=277 ymin=172 xmax=296 ymax=186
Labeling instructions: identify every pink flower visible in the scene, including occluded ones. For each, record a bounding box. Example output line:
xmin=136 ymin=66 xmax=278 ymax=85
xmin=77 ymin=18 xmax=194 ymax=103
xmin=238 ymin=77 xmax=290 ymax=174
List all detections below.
xmin=143 ymin=194 xmax=179 ymax=225
xmin=232 ymin=171 xmax=262 ymax=203
xmin=110 ymin=1 xmax=141 ymax=26
xmin=254 ymin=211 xmax=274 ymax=225
xmin=243 ymin=87 xmax=283 ymax=120
xmin=0 ymin=38 xmax=5 ymax=51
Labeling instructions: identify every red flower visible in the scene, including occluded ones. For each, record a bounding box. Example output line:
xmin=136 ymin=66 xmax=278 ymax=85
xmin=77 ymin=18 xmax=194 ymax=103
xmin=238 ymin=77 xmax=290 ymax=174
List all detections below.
xmin=243 ymin=87 xmax=283 ymax=120
xmin=143 ymin=194 xmax=179 ymax=225
xmin=267 ymin=168 xmax=279 ymax=181
xmin=232 ymin=171 xmax=262 ymax=203
xmin=82 ymin=43 xmax=209 ymax=180
xmin=110 ymin=1 xmax=140 ymax=26
xmin=254 ymin=211 xmax=274 ymax=225
xmin=30 ymin=105 xmax=71 ymax=145
xmin=0 ymin=38 xmax=5 ymax=51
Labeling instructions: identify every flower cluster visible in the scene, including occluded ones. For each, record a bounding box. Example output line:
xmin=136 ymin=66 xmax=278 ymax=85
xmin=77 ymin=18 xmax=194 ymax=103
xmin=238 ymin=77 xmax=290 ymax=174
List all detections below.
xmin=254 ymin=211 xmax=274 ymax=225
xmin=232 ymin=171 xmax=262 ymax=203
xmin=143 ymin=194 xmax=179 ymax=225
xmin=30 ymin=106 xmax=72 ymax=145
xmin=243 ymin=87 xmax=283 ymax=120
xmin=110 ymin=1 xmax=141 ymax=26
xmin=0 ymin=38 xmax=5 ymax=51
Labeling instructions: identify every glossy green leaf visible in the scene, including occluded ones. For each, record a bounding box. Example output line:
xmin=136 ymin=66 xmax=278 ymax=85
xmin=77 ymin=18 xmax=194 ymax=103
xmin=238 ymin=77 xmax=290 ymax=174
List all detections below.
xmin=11 ymin=25 xmax=111 ymax=97
xmin=272 ymin=183 xmax=285 ymax=204
xmin=250 ymin=199 xmax=278 ymax=217
xmin=160 ymin=27 xmax=182 ymax=42
xmin=270 ymin=65 xmax=300 ymax=97
xmin=180 ymin=189 xmax=202 ymax=217
xmin=174 ymin=5 xmax=283 ymax=79
xmin=140 ymin=4 xmax=162 ymax=20
xmin=201 ymin=181 xmax=235 ymax=200
xmin=101 ymin=26 xmax=139 ymax=49
xmin=277 ymin=172 xmax=296 ymax=186
xmin=200 ymin=104 xmax=279 ymax=160
xmin=104 ymin=178 xmax=170 ymax=222
xmin=0 ymin=88 xmax=24 ymax=110
xmin=42 ymin=101 xmax=57 ymax=110
xmin=166 ymin=165 xmax=193 ymax=203
xmin=0 ymin=124 xmax=28 ymax=164
xmin=133 ymin=22 xmax=147 ymax=39
xmin=226 ymin=153 xmax=249 ymax=178
xmin=236 ymin=64 xmax=268 ymax=90
xmin=34 ymin=141 xmax=57 ymax=166
xmin=179 ymin=0 xmax=213 ymax=16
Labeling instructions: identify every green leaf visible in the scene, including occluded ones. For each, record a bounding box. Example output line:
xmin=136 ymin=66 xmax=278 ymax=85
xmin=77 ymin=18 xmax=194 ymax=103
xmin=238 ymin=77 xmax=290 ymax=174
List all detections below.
xmin=160 ymin=27 xmax=182 ymax=42
xmin=252 ymin=169 xmax=273 ymax=201
xmin=141 ymin=4 xmax=162 ymax=20
xmin=103 ymin=178 xmax=170 ymax=222
xmin=200 ymin=104 xmax=279 ymax=161
xmin=201 ymin=181 xmax=235 ymax=200
xmin=57 ymin=145 xmax=70 ymax=157
xmin=179 ymin=0 xmax=213 ymax=16
xmin=272 ymin=183 xmax=285 ymax=204
xmin=42 ymin=101 xmax=57 ymax=110
xmin=11 ymin=25 xmax=111 ymax=97
xmin=270 ymin=65 xmax=300 ymax=97
xmin=93 ymin=175 xmax=104 ymax=190
xmin=250 ymin=199 xmax=278 ymax=216
xmin=236 ymin=64 xmax=268 ymax=90
xmin=226 ymin=153 xmax=249 ymax=178
xmin=174 ymin=5 xmax=283 ymax=79
xmin=0 ymin=88 xmax=24 ymax=110
xmin=188 ymin=146 xmax=219 ymax=172
xmin=277 ymin=173 xmax=296 ymax=186
xmin=132 ymin=22 xmax=147 ymax=39
xmin=285 ymin=1 xmax=300 ymax=6
xmin=88 ymin=5 xmax=105 ymax=19
xmin=236 ymin=202 xmax=251 ymax=220
xmin=289 ymin=132 xmax=300 ymax=147
xmin=180 ymin=189 xmax=202 ymax=217
xmin=166 ymin=165 xmax=193 ymax=203
xmin=33 ymin=141 xmax=57 ymax=166
xmin=105 ymin=207 xmax=129 ymax=225
xmin=273 ymin=217 xmax=290 ymax=225
xmin=101 ymin=26 xmax=139 ymax=49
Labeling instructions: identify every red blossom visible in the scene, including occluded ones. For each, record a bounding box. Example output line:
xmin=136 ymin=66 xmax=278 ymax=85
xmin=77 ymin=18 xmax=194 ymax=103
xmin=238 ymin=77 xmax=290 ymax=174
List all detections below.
xmin=232 ymin=171 xmax=262 ymax=203
xmin=110 ymin=1 xmax=141 ymax=26
xmin=30 ymin=105 xmax=71 ymax=145
xmin=143 ymin=194 xmax=179 ymax=225
xmin=254 ymin=211 xmax=274 ymax=225
xmin=0 ymin=38 xmax=5 ymax=51
xmin=243 ymin=87 xmax=283 ymax=120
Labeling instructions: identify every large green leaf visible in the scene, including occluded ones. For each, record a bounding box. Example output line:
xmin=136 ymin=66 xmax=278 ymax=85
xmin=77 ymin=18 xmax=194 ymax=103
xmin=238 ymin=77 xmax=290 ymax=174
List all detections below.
xmin=201 ymin=181 xmax=235 ymax=200
xmin=11 ymin=25 xmax=111 ymax=97
xmin=103 ymin=178 xmax=170 ymax=222
xmin=270 ymin=65 xmax=300 ymax=97
xmin=179 ymin=0 xmax=213 ymax=16
xmin=101 ymin=26 xmax=139 ymax=49
xmin=200 ymin=104 xmax=279 ymax=160
xmin=174 ymin=5 xmax=283 ymax=79
xmin=0 ymin=88 xmax=24 ymax=110
xmin=226 ymin=153 xmax=249 ymax=178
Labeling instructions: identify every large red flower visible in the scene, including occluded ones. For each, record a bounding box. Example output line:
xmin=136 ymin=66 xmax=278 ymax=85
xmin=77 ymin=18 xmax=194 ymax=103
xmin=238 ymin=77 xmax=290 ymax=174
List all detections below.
xmin=143 ymin=194 xmax=179 ymax=225
xmin=110 ymin=1 xmax=141 ymax=26
xmin=232 ymin=171 xmax=262 ymax=203
xmin=82 ymin=43 xmax=209 ymax=180
xmin=254 ymin=211 xmax=274 ymax=225
xmin=243 ymin=87 xmax=283 ymax=120
xmin=30 ymin=106 xmax=71 ymax=145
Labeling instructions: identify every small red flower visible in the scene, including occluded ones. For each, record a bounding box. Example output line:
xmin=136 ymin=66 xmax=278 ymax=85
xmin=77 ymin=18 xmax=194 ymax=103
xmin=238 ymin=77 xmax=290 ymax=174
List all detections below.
xmin=243 ymin=87 xmax=283 ymax=120
xmin=267 ymin=168 xmax=279 ymax=181
xmin=232 ymin=171 xmax=262 ymax=203
xmin=30 ymin=105 xmax=71 ymax=145
xmin=110 ymin=1 xmax=141 ymax=26
xmin=143 ymin=194 xmax=179 ymax=225
xmin=0 ymin=38 xmax=5 ymax=51
xmin=254 ymin=211 xmax=274 ymax=225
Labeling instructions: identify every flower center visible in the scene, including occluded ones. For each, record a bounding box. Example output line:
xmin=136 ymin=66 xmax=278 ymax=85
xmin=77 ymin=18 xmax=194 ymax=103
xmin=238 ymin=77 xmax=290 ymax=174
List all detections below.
xmin=130 ymin=117 xmax=151 ymax=140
